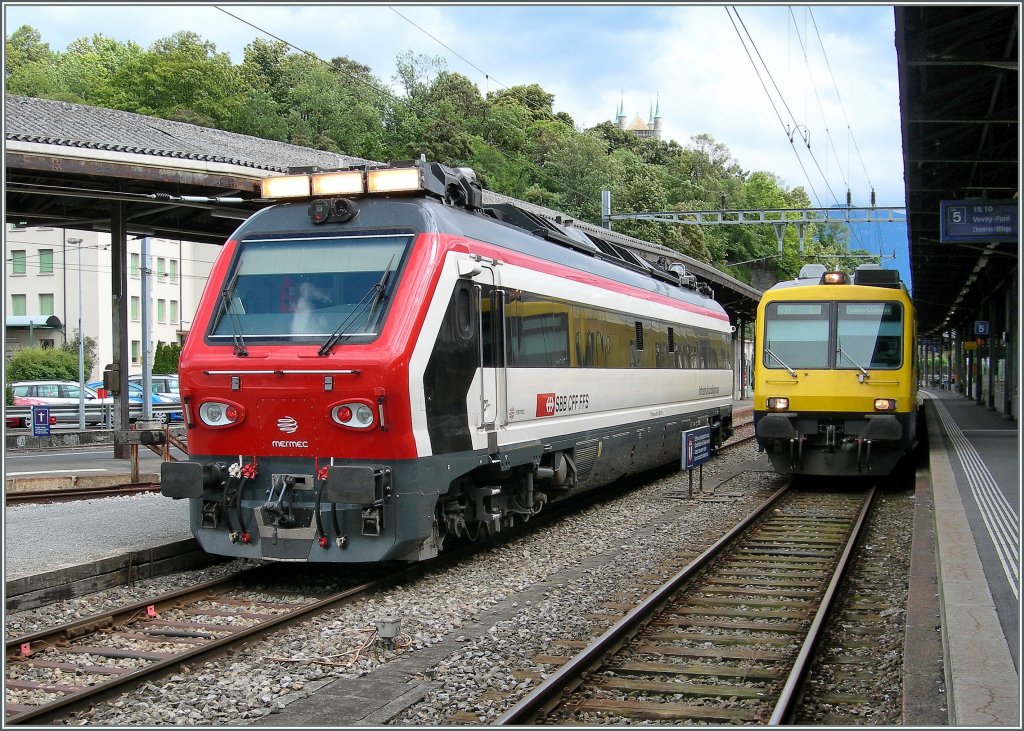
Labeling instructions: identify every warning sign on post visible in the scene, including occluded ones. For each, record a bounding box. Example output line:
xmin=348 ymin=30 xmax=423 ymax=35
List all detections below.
xmin=682 ymin=426 xmax=712 ymax=470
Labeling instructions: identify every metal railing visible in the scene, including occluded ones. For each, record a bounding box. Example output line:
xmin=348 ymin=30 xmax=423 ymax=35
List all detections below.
xmin=5 ymin=403 xmax=183 ymax=428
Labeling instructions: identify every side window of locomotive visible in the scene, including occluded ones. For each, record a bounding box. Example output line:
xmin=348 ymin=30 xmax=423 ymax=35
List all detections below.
xmin=506 ymin=293 xmax=570 ymax=368
xmin=210 ymin=233 xmax=410 ymax=341
xmin=764 ymin=302 xmax=831 ymax=369
xmin=454 ymin=283 xmax=474 ymax=341
xmin=837 ymin=301 xmax=903 ymax=369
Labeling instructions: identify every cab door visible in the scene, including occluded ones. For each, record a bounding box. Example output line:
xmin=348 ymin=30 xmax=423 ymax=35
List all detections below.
xmin=469 ymin=260 xmax=506 ymax=453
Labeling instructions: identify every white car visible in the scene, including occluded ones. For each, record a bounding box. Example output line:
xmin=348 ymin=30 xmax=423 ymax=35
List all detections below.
xmin=9 ymin=380 xmax=111 ymax=425
xmin=128 ymin=375 xmax=180 ymax=399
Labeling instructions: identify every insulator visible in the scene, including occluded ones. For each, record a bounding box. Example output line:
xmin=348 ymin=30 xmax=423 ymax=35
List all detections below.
xmin=871 ymin=188 xmax=876 ymax=207
xmin=720 ymin=193 xmax=726 ymax=209
xmin=846 ymin=189 xmax=852 ymax=207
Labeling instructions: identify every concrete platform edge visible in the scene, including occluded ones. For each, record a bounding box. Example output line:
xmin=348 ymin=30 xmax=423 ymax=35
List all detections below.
xmin=5 ymin=539 xmax=222 ymax=613
xmin=926 ymin=399 xmax=1020 ymax=726
xmin=902 ymin=456 xmax=948 ymax=725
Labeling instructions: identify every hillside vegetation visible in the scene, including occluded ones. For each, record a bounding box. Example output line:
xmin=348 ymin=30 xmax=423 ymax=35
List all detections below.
xmin=6 ymin=26 xmax=875 ymax=285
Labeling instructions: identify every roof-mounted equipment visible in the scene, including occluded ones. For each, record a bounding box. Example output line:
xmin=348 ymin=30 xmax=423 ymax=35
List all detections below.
xmin=853 ymin=263 xmax=902 ymax=288
xmin=260 ymin=159 xmax=483 ymax=211
xmin=798 ymin=263 xmax=827 ymax=280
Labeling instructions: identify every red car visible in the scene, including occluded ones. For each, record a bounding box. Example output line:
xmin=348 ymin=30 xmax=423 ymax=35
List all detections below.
xmin=6 ymin=396 xmax=59 ymax=429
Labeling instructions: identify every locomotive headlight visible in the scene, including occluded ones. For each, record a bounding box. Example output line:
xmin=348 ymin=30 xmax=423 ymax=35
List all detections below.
xmin=309 ymin=199 xmax=331 ymax=224
xmin=367 ymin=167 xmax=421 ymax=193
xmin=766 ymin=397 xmax=790 ymax=411
xmin=822 ymin=271 xmax=847 ymax=284
xmin=199 ymin=400 xmax=244 ymax=427
xmin=874 ymin=398 xmax=897 ymax=412
xmin=312 ymin=170 xmax=364 ymax=196
xmin=261 ymin=174 xmax=311 ymax=199
xmin=330 ymin=400 xmax=375 ymax=429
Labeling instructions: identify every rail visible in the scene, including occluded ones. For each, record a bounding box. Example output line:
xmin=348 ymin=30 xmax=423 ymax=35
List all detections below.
xmin=496 ymin=485 xmax=877 ymax=725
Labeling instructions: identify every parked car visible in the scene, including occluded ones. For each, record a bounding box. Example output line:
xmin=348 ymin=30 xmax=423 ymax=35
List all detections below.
xmin=9 ymin=381 xmax=111 ymax=425
xmin=88 ymin=381 xmax=182 ymax=422
xmin=6 ymin=396 xmax=59 ymax=428
xmin=128 ymin=375 xmax=179 ymax=399
xmin=10 ymin=380 xmax=111 ymax=405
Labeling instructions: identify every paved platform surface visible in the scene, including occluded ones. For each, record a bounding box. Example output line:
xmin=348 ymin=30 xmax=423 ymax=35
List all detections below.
xmin=919 ymin=388 xmax=1019 ymax=727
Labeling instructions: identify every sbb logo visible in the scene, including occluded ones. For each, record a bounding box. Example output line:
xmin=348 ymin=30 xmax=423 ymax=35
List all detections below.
xmin=536 ymin=393 xmax=556 ymax=418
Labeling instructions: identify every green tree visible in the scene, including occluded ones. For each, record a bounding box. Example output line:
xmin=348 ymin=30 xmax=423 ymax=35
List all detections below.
xmin=543 ymin=130 xmax=612 ymax=223
xmin=4 ymin=24 xmax=51 ymax=79
xmin=153 ymin=342 xmax=182 ymax=374
xmin=6 ymin=347 xmax=79 ymax=381
xmin=608 ymin=149 xmax=672 ymax=245
xmin=60 ymin=330 xmax=98 ymax=380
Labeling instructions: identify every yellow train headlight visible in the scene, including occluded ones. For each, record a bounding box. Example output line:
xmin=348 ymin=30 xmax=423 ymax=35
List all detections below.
xmin=874 ymin=398 xmax=897 ymax=412
xmin=767 ymin=397 xmax=789 ymax=411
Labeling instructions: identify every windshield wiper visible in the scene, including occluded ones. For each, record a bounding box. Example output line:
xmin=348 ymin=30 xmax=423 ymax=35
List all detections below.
xmin=318 ymin=256 xmax=396 ymax=357
xmin=363 ymin=255 xmax=396 ymax=330
xmin=219 ymin=279 xmax=248 ymax=357
xmin=765 ymin=346 xmax=797 ymax=377
xmin=837 ymin=342 xmax=869 ymax=381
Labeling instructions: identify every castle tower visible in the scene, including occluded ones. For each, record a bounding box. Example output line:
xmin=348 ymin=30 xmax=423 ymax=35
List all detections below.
xmin=613 ymin=95 xmax=662 ymax=140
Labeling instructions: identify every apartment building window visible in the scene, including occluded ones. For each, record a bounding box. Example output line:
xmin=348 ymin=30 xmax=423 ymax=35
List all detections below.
xmin=157 ymin=299 xmax=166 ymax=323
xmin=131 ymin=340 xmax=140 ymax=364
xmin=39 ymin=293 xmax=54 ymax=316
xmin=11 ymin=294 xmax=26 ymax=316
xmin=157 ymin=257 xmax=166 ymax=279
xmin=169 ymin=259 xmax=178 ymax=283
xmin=130 ymin=253 xmax=140 ymax=278
xmin=11 ymin=250 xmax=26 ymax=275
xmin=39 ymin=249 xmax=54 ymax=274
xmin=131 ymin=296 xmax=140 ymax=321
xmin=169 ymin=300 xmax=179 ymax=323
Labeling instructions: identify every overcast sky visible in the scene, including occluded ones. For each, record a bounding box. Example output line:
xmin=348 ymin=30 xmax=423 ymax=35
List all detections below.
xmin=4 ymin=2 xmax=911 ymax=283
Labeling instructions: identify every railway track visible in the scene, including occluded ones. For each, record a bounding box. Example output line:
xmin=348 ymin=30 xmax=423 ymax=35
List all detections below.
xmin=497 ymin=482 xmax=876 ymax=725
xmin=5 ymin=483 xmax=161 ymax=505
xmin=3 ymin=563 xmax=420 ymax=725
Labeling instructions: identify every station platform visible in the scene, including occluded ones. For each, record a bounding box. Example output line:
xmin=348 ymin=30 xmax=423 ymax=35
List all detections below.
xmin=913 ymin=388 xmax=1019 ymax=726
xmin=3 ymin=394 xmax=1018 ymax=725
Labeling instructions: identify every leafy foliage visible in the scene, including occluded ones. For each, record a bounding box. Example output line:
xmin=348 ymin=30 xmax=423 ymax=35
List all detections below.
xmin=153 ymin=342 xmax=182 ymax=374
xmin=60 ymin=330 xmax=98 ymax=381
xmin=4 ymin=24 xmax=880 ymax=285
xmin=6 ymin=346 xmax=80 ymax=381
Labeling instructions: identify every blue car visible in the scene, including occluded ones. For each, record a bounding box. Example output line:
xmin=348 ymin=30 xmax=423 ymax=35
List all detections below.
xmin=87 ymin=381 xmax=183 ymax=422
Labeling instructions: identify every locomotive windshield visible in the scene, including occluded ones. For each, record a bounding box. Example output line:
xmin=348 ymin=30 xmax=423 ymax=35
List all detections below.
xmin=763 ymin=300 xmax=903 ymax=370
xmin=836 ymin=301 xmax=903 ymax=369
xmin=209 ymin=232 xmax=412 ymax=343
xmin=764 ymin=302 xmax=832 ymax=369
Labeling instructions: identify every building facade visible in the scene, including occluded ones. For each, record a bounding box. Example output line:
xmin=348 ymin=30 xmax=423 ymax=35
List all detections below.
xmin=615 ymin=96 xmax=663 ymax=140
xmin=4 ymin=225 xmax=218 ymax=381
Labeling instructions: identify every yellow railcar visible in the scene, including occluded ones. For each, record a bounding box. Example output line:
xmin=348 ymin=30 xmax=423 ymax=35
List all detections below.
xmin=753 ymin=263 xmax=918 ymax=476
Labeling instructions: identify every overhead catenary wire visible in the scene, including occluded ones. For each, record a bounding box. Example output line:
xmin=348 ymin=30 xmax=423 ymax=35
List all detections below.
xmin=728 ymin=6 xmax=843 ymax=210
xmin=724 ymin=6 xmax=824 ymax=209
xmin=808 ymin=7 xmax=875 ymax=194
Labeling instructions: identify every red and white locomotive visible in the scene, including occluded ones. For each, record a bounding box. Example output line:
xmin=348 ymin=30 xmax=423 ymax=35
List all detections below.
xmin=161 ymin=160 xmax=735 ymax=562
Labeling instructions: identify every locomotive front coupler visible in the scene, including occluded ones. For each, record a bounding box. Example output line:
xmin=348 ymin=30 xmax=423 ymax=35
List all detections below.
xmin=264 ymin=475 xmax=297 ymax=528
